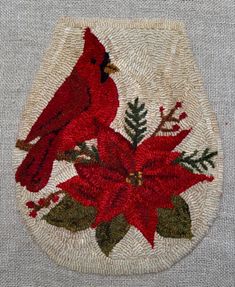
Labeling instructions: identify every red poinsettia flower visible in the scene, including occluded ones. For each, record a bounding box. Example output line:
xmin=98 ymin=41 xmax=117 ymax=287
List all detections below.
xmin=58 ymin=127 xmax=213 ymax=247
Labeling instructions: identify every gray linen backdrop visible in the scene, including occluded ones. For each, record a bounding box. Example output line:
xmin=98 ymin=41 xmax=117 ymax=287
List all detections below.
xmin=0 ymin=1 xmax=234 ymax=286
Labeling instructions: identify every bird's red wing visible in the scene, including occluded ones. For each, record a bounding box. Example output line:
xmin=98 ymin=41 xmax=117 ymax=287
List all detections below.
xmin=26 ymin=67 xmax=91 ymax=142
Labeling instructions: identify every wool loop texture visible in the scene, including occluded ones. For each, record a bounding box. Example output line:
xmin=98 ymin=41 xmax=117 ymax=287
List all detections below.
xmin=13 ymin=17 xmax=223 ymax=275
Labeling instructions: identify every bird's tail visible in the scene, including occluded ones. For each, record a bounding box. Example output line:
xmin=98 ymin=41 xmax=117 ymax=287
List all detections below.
xmin=15 ymin=133 xmax=57 ymax=192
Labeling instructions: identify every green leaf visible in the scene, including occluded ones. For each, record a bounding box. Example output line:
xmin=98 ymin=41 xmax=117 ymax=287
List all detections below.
xmin=43 ymin=195 xmax=96 ymax=232
xmin=124 ymin=97 xmax=148 ymax=148
xmin=91 ymin=145 xmax=99 ymax=161
xmin=96 ymin=214 xmax=130 ymax=256
xmin=174 ymin=148 xmax=217 ymax=173
xmin=157 ymin=196 xmax=193 ymax=239
xmin=74 ymin=142 xmax=100 ymax=163
xmin=125 ymin=117 xmax=136 ymax=130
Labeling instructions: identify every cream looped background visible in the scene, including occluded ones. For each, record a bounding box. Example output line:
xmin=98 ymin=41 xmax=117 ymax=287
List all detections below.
xmin=1 ymin=1 xmax=234 ymax=286
xmin=13 ymin=18 xmax=222 ymax=275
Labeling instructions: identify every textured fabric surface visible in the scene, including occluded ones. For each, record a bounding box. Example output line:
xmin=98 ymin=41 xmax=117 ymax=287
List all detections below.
xmin=13 ymin=18 xmax=222 ymax=274
xmin=0 ymin=0 xmax=234 ymax=286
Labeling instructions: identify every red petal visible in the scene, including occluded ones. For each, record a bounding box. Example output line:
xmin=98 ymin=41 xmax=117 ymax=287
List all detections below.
xmin=137 ymin=129 xmax=191 ymax=154
xmin=92 ymin=184 xmax=130 ymax=227
xmin=58 ymin=164 xmax=125 ymax=207
xmin=146 ymin=164 xmax=213 ymax=197
xmin=97 ymin=127 xmax=135 ymax=174
xmin=137 ymin=182 xmax=174 ymax=209
xmin=57 ymin=176 xmax=98 ymax=206
xmin=125 ymin=201 xmax=157 ymax=247
xmin=135 ymin=150 xmax=180 ymax=173
xmin=75 ymin=163 xmax=124 ymax=186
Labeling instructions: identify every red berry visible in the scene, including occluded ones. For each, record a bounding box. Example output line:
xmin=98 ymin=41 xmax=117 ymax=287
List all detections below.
xmin=175 ymin=102 xmax=182 ymax=109
xmin=38 ymin=198 xmax=46 ymax=207
xmin=26 ymin=201 xmax=35 ymax=209
xmin=159 ymin=106 xmax=164 ymax=112
xmin=173 ymin=124 xmax=180 ymax=131
xmin=52 ymin=194 xmax=59 ymax=203
xmin=29 ymin=210 xmax=37 ymax=218
xmin=179 ymin=112 xmax=187 ymax=120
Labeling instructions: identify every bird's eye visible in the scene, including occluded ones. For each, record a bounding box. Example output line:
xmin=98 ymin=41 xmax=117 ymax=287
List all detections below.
xmin=90 ymin=58 xmax=96 ymax=64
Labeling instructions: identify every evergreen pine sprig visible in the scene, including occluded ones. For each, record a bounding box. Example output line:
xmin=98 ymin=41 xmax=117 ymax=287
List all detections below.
xmin=174 ymin=148 xmax=218 ymax=173
xmin=76 ymin=142 xmax=99 ymax=163
xmin=124 ymin=97 xmax=148 ymax=148
xmin=58 ymin=142 xmax=99 ymax=163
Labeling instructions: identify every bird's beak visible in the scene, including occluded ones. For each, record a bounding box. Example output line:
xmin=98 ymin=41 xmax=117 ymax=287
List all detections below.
xmin=104 ymin=63 xmax=119 ymax=74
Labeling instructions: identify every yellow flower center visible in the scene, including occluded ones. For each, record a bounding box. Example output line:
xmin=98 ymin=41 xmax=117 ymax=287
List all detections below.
xmin=126 ymin=171 xmax=143 ymax=186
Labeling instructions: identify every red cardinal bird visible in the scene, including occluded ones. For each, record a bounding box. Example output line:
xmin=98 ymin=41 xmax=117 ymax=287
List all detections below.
xmin=16 ymin=27 xmax=119 ymax=192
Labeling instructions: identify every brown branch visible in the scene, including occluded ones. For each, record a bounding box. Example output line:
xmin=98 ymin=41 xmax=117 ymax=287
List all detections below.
xmin=26 ymin=190 xmax=66 ymax=217
xmin=161 ymin=127 xmax=178 ymax=132
xmin=152 ymin=102 xmax=185 ymax=136
xmin=34 ymin=190 xmax=65 ymax=210
xmin=16 ymin=139 xmax=32 ymax=152
xmin=16 ymin=139 xmax=97 ymax=164
xmin=152 ymin=106 xmax=177 ymax=135
xmin=170 ymin=117 xmax=180 ymax=123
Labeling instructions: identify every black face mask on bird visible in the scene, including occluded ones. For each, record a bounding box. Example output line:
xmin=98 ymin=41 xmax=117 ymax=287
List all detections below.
xmin=99 ymin=52 xmax=119 ymax=83
xmin=77 ymin=28 xmax=119 ymax=85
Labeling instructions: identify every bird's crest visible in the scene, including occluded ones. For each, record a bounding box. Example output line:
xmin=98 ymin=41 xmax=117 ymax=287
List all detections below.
xmin=83 ymin=27 xmax=105 ymax=55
